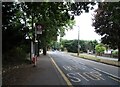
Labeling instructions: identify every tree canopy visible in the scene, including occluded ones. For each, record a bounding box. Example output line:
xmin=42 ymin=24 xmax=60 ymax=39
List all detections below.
xmin=2 ymin=2 xmax=96 ymax=64
xmin=59 ymin=39 xmax=98 ymax=53
xmin=92 ymin=2 xmax=120 ymax=61
xmin=95 ymin=43 xmax=106 ymax=56
xmin=3 ymin=2 xmax=95 ymax=51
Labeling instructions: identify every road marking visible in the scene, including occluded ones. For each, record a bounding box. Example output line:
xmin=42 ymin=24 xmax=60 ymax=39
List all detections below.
xmin=77 ymin=72 xmax=89 ymax=81
xmin=91 ymin=69 xmax=97 ymax=72
xmin=67 ymin=73 xmax=81 ymax=82
xmin=79 ymin=62 xmax=85 ymax=65
xmin=49 ymin=56 xmax=73 ymax=87
xmin=63 ymin=66 xmax=68 ymax=71
xmin=63 ymin=65 xmax=73 ymax=71
xmin=90 ymin=72 xmax=105 ymax=80
xmin=94 ymin=68 xmax=120 ymax=80
xmin=108 ymin=76 xmax=120 ymax=83
xmin=91 ymin=69 xmax=105 ymax=80
xmin=83 ymin=72 xmax=100 ymax=80
xmin=63 ymin=65 xmax=81 ymax=71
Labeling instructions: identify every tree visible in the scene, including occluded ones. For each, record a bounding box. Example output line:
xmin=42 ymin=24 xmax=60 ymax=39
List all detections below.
xmin=22 ymin=2 xmax=77 ymax=55
xmin=2 ymin=2 xmax=75 ymax=55
xmin=86 ymin=40 xmax=98 ymax=53
xmin=2 ymin=2 xmax=30 ymax=53
xmin=2 ymin=2 xmax=20 ymax=53
xmin=2 ymin=2 xmax=31 ymax=64
xmin=20 ymin=2 xmax=96 ymax=55
xmin=59 ymin=39 xmax=98 ymax=53
xmin=2 ymin=2 xmax=97 ymax=64
xmin=95 ymin=43 xmax=106 ymax=56
xmin=92 ymin=2 xmax=120 ymax=61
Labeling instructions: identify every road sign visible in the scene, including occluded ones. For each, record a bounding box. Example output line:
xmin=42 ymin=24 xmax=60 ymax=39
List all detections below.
xmin=35 ymin=23 xmax=43 ymax=34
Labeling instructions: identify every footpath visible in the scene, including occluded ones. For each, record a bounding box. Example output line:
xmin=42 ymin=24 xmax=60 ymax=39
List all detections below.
xmin=2 ymin=54 xmax=66 ymax=85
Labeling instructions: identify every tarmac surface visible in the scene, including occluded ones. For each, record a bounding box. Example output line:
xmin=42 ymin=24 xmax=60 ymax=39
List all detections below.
xmin=2 ymin=51 xmax=120 ymax=87
xmin=49 ymin=51 xmax=120 ymax=86
xmin=2 ymin=54 xmax=66 ymax=85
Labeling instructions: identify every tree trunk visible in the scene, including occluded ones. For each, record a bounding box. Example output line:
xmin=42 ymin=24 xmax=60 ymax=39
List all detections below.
xmin=118 ymin=45 xmax=120 ymax=61
xmin=43 ymin=46 xmax=46 ymax=55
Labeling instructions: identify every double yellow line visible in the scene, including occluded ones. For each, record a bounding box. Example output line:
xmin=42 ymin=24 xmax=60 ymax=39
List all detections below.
xmin=49 ymin=55 xmax=73 ymax=87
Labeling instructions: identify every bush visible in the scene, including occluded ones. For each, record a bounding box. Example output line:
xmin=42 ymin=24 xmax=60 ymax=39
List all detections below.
xmin=112 ymin=50 xmax=118 ymax=57
xmin=3 ymin=46 xmax=27 ymax=65
xmin=95 ymin=44 xmax=106 ymax=56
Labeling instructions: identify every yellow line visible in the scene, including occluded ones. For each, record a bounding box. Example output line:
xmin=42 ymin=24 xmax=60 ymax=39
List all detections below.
xmin=49 ymin=55 xmax=73 ymax=87
xmin=108 ymin=76 xmax=120 ymax=83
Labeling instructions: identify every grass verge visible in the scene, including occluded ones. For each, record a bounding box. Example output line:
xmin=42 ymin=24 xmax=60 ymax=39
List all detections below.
xmin=69 ymin=53 xmax=120 ymax=67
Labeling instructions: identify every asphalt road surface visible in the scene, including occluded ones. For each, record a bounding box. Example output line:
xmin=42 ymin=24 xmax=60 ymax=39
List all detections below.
xmin=49 ymin=51 xmax=120 ymax=86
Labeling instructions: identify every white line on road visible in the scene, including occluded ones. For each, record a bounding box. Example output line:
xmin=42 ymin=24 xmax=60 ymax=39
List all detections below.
xmin=83 ymin=72 xmax=99 ymax=80
xmin=108 ymin=76 xmax=120 ymax=83
xmin=94 ymin=68 xmax=120 ymax=80
xmin=77 ymin=72 xmax=89 ymax=81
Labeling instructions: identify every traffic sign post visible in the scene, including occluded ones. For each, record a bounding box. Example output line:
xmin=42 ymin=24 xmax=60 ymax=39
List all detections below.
xmin=35 ymin=23 xmax=43 ymax=35
xmin=32 ymin=23 xmax=43 ymax=67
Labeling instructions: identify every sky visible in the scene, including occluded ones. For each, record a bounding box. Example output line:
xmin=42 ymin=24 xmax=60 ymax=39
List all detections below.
xmin=61 ymin=4 xmax=101 ymax=42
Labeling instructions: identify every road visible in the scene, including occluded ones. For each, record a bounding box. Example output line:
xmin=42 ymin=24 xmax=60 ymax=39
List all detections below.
xmin=49 ymin=51 xmax=120 ymax=86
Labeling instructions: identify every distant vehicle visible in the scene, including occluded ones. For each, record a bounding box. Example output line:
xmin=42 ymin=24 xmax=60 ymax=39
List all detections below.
xmin=87 ymin=50 xmax=93 ymax=54
xmin=88 ymin=52 xmax=92 ymax=54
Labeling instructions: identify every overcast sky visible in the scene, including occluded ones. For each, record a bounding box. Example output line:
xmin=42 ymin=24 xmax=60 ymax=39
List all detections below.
xmin=62 ymin=4 xmax=101 ymax=42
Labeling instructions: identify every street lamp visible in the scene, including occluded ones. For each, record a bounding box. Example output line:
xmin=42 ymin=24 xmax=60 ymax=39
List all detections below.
xmin=77 ymin=25 xmax=80 ymax=56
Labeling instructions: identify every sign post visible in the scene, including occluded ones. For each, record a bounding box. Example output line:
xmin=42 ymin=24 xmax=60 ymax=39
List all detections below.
xmin=35 ymin=23 xmax=43 ymax=56
xmin=32 ymin=23 xmax=43 ymax=67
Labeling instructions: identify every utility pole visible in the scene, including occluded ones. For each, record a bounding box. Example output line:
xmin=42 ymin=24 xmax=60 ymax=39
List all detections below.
xmin=77 ymin=25 xmax=80 ymax=56
xmin=31 ymin=2 xmax=34 ymax=63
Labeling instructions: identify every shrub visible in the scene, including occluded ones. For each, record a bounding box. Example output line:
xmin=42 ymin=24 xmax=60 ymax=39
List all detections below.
xmin=3 ymin=46 xmax=27 ymax=65
xmin=112 ymin=50 xmax=118 ymax=57
xmin=95 ymin=44 xmax=106 ymax=56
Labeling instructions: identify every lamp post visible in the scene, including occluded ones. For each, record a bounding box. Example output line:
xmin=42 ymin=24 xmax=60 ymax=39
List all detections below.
xmin=77 ymin=25 xmax=80 ymax=56
xmin=32 ymin=23 xmax=42 ymax=67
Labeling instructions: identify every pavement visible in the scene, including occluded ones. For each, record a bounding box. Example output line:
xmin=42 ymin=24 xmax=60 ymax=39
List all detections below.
xmin=2 ymin=54 xmax=67 ymax=85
